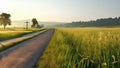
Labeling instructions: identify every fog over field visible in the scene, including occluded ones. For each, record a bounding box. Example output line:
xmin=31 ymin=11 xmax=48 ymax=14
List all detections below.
xmin=1 ymin=20 xmax=66 ymax=28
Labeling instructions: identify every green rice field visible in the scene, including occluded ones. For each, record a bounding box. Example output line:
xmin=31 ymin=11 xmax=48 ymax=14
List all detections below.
xmin=37 ymin=28 xmax=120 ymax=68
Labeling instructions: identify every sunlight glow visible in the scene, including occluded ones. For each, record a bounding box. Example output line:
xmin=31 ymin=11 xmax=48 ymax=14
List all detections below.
xmin=0 ymin=0 xmax=120 ymax=22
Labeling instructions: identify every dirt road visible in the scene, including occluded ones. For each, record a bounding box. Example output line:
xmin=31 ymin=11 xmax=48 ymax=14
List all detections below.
xmin=0 ymin=29 xmax=54 ymax=68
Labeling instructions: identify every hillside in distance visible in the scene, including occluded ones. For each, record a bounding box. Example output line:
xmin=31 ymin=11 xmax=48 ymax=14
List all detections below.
xmin=57 ymin=17 xmax=120 ymax=27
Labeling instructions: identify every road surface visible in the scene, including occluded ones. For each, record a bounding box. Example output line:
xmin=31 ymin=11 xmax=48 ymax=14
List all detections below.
xmin=0 ymin=29 xmax=54 ymax=68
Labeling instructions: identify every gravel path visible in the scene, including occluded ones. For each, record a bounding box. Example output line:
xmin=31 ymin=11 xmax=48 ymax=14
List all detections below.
xmin=0 ymin=29 xmax=54 ymax=68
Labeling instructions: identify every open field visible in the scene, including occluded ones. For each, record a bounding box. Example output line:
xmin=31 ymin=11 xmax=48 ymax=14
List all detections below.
xmin=36 ymin=28 xmax=120 ymax=68
xmin=0 ymin=28 xmax=44 ymax=41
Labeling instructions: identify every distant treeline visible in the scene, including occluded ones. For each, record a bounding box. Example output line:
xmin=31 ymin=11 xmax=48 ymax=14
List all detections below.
xmin=58 ymin=17 xmax=120 ymax=27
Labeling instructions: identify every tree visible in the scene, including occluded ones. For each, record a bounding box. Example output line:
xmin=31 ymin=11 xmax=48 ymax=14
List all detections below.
xmin=31 ymin=18 xmax=38 ymax=27
xmin=31 ymin=18 xmax=44 ymax=28
xmin=0 ymin=13 xmax=11 ymax=29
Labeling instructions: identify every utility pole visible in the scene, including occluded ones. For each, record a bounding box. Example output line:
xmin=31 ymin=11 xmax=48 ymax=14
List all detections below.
xmin=25 ymin=21 xmax=29 ymax=29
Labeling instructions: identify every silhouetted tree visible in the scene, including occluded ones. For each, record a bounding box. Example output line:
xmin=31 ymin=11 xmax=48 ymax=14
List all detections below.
xmin=31 ymin=18 xmax=38 ymax=27
xmin=0 ymin=13 xmax=11 ymax=29
xmin=31 ymin=18 xmax=43 ymax=28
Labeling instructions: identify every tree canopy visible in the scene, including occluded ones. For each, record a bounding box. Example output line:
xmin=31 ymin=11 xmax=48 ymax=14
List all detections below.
xmin=58 ymin=17 xmax=120 ymax=27
xmin=0 ymin=13 xmax=11 ymax=29
xmin=31 ymin=18 xmax=43 ymax=28
xmin=31 ymin=18 xmax=38 ymax=27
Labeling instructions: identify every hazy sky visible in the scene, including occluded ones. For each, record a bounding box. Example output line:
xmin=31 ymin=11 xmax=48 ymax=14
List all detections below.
xmin=0 ymin=0 xmax=120 ymax=22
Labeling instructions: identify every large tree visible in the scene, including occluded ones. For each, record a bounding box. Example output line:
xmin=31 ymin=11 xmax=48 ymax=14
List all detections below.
xmin=0 ymin=13 xmax=11 ymax=29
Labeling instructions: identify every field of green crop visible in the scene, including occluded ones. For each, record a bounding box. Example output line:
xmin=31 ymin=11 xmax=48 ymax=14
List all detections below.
xmin=37 ymin=28 xmax=120 ymax=68
xmin=0 ymin=28 xmax=43 ymax=41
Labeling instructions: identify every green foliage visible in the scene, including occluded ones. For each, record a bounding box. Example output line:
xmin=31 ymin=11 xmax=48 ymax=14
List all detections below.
xmin=0 ymin=28 xmax=44 ymax=51
xmin=0 ymin=28 xmax=43 ymax=41
xmin=0 ymin=13 xmax=11 ymax=29
xmin=37 ymin=28 xmax=120 ymax=68
xmin=58 ymin=17 xmax=120 ymax=27
xmin=31 ymin=18 xmax=43 ymax=28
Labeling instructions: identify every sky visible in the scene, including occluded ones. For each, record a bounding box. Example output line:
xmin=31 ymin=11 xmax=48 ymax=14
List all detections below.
xmin=0 ymin=0 xmax=120 ymax=22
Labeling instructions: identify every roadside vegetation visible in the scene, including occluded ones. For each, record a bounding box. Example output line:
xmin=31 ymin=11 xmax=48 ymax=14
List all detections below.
xmin=0 ymin=28 xmax=45 ymax=51
xmin=0 ymin=28 xmax=44 ymax=41
xmin=36 ymin=28 xmax=120 ymax=68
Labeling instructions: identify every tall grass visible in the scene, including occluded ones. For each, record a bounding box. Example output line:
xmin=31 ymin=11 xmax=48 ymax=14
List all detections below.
xmin=37 ymin=28 xmax=120 ymax=68
xmin=0 ymin=28 xmax=44 ymax=41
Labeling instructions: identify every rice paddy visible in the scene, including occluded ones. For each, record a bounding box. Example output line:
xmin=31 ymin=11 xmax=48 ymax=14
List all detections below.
xmin=36 ymin=28 xmax=120 ymax=68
